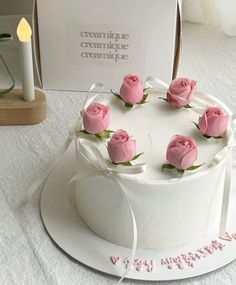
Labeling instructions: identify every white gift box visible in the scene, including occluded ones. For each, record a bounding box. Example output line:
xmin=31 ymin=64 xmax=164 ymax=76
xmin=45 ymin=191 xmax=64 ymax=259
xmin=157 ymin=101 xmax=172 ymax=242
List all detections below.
xmin=34 ymin=0 xmax=181 ymax=91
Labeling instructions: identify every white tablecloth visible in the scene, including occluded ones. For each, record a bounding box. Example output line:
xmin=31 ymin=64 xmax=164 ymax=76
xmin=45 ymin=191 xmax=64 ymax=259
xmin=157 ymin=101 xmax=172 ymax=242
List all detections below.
xmin=0 ymin=15 xmax=236 ymax=285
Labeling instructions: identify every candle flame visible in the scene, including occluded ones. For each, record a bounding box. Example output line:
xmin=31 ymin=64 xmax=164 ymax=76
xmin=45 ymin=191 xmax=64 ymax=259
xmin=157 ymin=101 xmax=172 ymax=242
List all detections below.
xmin=17 ymin=18 xmax=32 ymax=42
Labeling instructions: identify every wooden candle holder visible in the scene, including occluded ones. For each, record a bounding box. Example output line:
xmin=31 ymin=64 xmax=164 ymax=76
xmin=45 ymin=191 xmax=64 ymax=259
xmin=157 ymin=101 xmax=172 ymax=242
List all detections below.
xmin=0 ymin=89 xmax=46 ymax=125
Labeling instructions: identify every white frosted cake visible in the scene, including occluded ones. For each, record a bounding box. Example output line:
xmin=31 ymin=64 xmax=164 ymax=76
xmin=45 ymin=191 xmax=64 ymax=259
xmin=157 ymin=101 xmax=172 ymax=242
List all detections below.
xmin=73 ymin=76 xmax=233 ymax=249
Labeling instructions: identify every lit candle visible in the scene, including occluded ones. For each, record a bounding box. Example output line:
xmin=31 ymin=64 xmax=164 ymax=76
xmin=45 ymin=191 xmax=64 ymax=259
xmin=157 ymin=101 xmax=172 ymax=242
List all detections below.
xmin=17 ymin=18 xmax=35 ymax=101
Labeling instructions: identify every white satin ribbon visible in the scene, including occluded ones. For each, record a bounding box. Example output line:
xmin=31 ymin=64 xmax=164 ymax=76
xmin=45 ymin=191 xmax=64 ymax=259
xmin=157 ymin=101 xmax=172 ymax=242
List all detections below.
xmin=219 ymin=149 xmax=232 ymax=238
xmin=69 ymin=139 xmax=146 ymax=283
xmin=83 ymin=82 xmax=105 ymax=108
xmin=218 ymin=115 xmax=236 ymax=238
xmin=24 ymin=83 xmax=105 ymax=202
xmin=145 ymin=75 xmax=169 ymax=89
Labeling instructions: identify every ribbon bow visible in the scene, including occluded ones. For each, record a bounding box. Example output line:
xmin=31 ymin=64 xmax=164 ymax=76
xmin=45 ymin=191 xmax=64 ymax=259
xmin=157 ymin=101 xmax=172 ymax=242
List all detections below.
xmin=68 ymin=81 xmax=148 ymax=282
xmin=68 ymin=137 xmax=146 ymax=283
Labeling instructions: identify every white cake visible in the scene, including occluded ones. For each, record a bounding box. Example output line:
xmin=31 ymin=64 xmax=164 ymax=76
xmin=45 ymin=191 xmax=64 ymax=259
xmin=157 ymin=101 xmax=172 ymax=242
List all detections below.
xmin=74 ymin=89 xmax=233 ymax=249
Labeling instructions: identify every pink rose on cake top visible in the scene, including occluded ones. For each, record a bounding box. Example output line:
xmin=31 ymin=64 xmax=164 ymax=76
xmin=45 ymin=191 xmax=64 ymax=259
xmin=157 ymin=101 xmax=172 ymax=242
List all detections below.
xmin=120 ymin=74 xmax=143 ymax=104
xmin=161 ymin=77 xmax=196 ymax=108
xmin=111 ymin=74 xmax=148 ymax=108
xmin=198 ymin=107 xmax=229 ymax=138
xmin=162 ymin=135 xmax=203 ymax=175
xmin=108 ymin=129 xmax=143 ymax=166
xmin=80 ymin=103 xmax=113 ymax=140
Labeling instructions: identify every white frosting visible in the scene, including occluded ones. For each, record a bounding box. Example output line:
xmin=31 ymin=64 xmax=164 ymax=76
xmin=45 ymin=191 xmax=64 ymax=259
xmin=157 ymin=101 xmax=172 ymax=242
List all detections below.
xmin=74 ymin=90 xmax=232 ymax=249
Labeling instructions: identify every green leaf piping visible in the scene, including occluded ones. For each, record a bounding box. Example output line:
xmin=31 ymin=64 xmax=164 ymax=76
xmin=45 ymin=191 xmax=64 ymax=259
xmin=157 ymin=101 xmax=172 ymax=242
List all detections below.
xmin=183 ymin=104 xmax=193 ymax=109
xmin=125 ymin=103 xmax=133 ymax=108
xmin=203 ymin=134 xmax=211 ymax=139
xmin=112 ymin=152 xmax=143 ymax=166
xmin=192 ymin=121 xmax=200 ymax=130
xmin=161 ymin=164 xmax=175 ymax=170
xmin=94 ymin=133 xmax=103 ymax=141
xmin=112 ymin=161 xmax=132 ymax=166
xmin=202 ymin=133 xmax=224 ymax=139
xmin=177 ymin=169 xmax=185 ymax=175
xmin=187 ymin=164 xmax=204 ymax=171
xmin=130 ymin=152 xmax=143 ymax=161
xmin=111 ymin=89 xmax=148 ymax=108
xmin=159 ymin=97 xmax=169 ymax=102
xmin=162 ymin=163 xmax=204 ymax=175
xmin=77 ymin=129 xmax=113 ymax=140
xmin=110 ymin=89 xmax=122 ymax=100
xmin=120 ymin=161 xmax=132 ymax=166
xmin=79 ymin=129 xmax=90 ymax=135
xmin=96 ymin=129 xmax=114 ymax=139
xmin=137 ymin=93 xmax=148 ymax=105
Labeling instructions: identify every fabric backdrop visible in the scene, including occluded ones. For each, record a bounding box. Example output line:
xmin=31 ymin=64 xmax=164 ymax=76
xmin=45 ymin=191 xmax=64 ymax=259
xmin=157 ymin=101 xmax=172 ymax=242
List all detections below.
xmin=182 ymin=0 xmax=236 ymax=36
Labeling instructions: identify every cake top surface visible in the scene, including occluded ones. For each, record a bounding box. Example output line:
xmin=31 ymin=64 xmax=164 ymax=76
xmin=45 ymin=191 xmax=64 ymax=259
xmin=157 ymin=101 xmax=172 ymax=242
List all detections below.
xmin=92 ymin=89 xmax=230 ymax=181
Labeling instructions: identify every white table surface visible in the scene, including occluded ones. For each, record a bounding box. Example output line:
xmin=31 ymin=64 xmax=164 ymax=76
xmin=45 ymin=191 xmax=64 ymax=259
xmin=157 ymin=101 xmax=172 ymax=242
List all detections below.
xmin=0 ymin=15 xmax=236 ymax=285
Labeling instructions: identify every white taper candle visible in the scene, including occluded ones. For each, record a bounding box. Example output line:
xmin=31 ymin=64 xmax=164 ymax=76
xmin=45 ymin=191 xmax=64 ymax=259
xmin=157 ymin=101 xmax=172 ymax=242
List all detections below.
xmin=17 ymin=18 xmax=35 ymax=102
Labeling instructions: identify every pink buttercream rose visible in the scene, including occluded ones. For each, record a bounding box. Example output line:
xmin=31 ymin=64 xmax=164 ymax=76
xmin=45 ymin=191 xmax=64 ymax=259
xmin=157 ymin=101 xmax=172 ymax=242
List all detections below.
xmin=166 ymin=135 xmax=198 ymax=170
xmin=167 ymin=77 xmax=196 ymax=108
xmin=119 ymin=74 xmax=144 ymax=105
xmin=82 ymin=103 xmax=110 ymax=134
xmin=108 ymin=129 xmax=136 ymax=163
xmin=199 ymin=107 xmax=229 ymax=137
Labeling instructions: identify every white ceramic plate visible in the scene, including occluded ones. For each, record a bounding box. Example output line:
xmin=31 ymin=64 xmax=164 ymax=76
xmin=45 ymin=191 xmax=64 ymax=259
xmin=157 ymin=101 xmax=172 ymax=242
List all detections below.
xmin=40 ymin=144 xmax=236 ymax=281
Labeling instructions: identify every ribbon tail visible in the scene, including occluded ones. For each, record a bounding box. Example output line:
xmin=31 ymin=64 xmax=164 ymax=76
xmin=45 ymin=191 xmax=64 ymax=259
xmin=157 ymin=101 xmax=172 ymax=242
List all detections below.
xmin=219 ymin=152 xmax=232 ymax=238
xmin=67 ymin=171 xmax=100 ymax=206
xmin=23 ymin=136 xmax=75 ymax=204
xmin=113 ymin=176 xmax=138 ymax=283
xmin=66 ymin=170 xmax=138 ymax=283
xmin=81 ymin=83 xmax=104 ymax=111
xmin=219 ymin=122 xmax=236 ymax=238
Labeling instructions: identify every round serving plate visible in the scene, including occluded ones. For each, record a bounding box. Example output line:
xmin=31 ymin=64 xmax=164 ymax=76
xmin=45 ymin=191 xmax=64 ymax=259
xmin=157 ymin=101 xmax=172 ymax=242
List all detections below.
xmin=40 ymin=144 xmax=236 ymax=281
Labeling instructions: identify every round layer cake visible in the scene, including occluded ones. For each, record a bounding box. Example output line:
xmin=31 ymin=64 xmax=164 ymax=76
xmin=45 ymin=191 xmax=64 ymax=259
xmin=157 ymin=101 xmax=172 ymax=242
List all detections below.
xmin=74 ymin=88 xmax=232 ymax=249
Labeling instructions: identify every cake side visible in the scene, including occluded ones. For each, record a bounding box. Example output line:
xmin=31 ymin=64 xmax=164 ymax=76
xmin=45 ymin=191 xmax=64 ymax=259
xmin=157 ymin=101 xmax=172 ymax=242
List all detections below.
xmin=75 ymin=150 xmax=226 ymax=249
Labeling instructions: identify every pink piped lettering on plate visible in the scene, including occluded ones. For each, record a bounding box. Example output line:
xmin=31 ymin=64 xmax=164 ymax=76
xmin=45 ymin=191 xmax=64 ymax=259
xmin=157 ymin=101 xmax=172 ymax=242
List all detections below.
xmin=110 ymin=234 xmax=235 ymax=272
xmin=204 ymin=245 xmax=215 ymax=254
xmin=161 ymin=239 xmax=227 ymax=270
xmin=144 ymin=259 xmax=155 ymax=272
xmin=232 ymin=233 xmax=236 ymax=239
xmin=220 ymin=232 xmax=236 ymax=241
xmin=123 ymin=257 xmax=130 ymax=269
xmin=197 ymin=248 xmax=208 ymax=257
xmin=111 ymin=256 xmax=120 ymax=265
xmin=220 ymin=232 xmax=233 ymax=241
xmin=134 ymin=258 xmax=143 ymax=271
xmin=181 ymin=253 xmax=194 ymax=267
xmin=211 ymin=240 xmax=225 ymax=250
